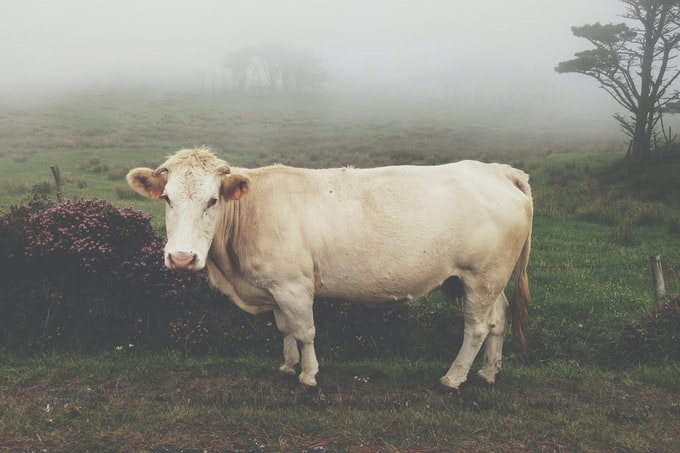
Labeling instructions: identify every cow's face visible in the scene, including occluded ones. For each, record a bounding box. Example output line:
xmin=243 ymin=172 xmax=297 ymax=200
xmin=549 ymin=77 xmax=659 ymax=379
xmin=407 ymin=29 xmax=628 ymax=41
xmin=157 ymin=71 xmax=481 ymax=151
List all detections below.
xmin=127 ymin=152 xmax=249 ymax=271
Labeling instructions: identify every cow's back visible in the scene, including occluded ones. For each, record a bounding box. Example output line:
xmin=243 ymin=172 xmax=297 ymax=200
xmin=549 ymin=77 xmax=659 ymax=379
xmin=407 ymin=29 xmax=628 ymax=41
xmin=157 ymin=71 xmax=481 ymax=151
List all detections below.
xmin=221 ymin=162 xmax=532 ymax=306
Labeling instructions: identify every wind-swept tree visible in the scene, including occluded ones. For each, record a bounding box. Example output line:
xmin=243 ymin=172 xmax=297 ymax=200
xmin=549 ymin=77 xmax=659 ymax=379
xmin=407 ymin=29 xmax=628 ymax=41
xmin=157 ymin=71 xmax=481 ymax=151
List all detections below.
xmin=556 ymin=0 xmax=680 ymax=162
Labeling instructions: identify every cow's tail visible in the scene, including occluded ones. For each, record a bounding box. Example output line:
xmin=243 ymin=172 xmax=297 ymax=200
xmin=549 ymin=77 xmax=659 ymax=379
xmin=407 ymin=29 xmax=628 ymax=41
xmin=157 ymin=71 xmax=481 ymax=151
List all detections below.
xmin=509 ymin=170 xmax=532 ymax=351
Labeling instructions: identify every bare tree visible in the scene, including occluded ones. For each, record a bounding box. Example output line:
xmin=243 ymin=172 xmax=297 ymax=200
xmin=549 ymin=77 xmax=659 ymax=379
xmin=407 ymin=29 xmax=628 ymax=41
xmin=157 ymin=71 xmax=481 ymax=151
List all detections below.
xmin=556 ymin=0 xmax=680 ymax=162
xmin=222 ymin=48 xmax=252 ymax=93
xmin=222 ymin=44 xmax=330 ymax=94
xmin=280 ymin=51 xmax=330 ymax=92
xmin=253 ymin=43 xmax=285 ymax=91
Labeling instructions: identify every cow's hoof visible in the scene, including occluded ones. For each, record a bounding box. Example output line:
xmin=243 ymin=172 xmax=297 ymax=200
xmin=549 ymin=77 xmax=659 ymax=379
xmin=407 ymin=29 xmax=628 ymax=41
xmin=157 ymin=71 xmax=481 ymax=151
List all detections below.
xmin=476 ymin=369 xmax=497 ymax=385
xmin=278 ymin=363 xmax=299 ymax=376
xmin=439 ymin=375 xmax=463 ymax=390
xmin=436 ymin=382 xmax=462 ymax=399
xmin=291 ymin=382 xmax=320 ymax=397
xmin=299 ymin=372 xmax=317 ymax=387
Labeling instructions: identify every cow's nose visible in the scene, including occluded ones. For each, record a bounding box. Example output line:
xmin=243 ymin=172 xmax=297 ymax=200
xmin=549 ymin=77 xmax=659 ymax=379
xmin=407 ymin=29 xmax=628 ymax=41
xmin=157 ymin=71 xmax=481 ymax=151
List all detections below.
xmin=167 ymin=251 xmax=197 ymax=269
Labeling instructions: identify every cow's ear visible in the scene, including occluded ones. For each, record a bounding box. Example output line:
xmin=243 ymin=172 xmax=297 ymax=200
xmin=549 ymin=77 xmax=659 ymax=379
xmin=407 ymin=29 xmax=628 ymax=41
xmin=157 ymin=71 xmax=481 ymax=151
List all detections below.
xmin=221 ymin=174 xmax=250 ymax=201
xmin=126 ymin=168 xmax=167 ymax=199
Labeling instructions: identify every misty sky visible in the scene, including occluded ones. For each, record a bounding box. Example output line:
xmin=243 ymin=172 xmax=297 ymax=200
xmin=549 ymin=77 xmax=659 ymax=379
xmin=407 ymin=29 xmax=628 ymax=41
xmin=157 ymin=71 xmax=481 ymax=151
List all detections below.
xmin=1 ymin=0 xmax=623 ymax=108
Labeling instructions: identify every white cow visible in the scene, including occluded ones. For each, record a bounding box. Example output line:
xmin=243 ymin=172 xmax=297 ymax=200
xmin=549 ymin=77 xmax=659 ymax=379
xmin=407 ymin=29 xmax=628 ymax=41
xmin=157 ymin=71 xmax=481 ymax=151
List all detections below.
xmin=127 ymin=147 xmax=532 ymax=390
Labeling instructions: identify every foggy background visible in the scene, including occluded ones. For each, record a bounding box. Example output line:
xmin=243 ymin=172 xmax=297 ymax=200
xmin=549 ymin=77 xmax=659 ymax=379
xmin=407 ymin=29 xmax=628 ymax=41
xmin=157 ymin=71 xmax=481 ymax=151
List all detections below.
xmin=0 ymin=0 xmax=623 ymax=121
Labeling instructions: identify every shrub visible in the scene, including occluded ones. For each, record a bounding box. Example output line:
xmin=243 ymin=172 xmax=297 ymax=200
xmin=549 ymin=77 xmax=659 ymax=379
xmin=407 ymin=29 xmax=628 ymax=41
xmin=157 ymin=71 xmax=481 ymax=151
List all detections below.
xmin=74 ymin=178 xmax=88 ymax=189
xmin=632 ymin=203 xmax=667 ymax=227
xmin=532 ymin=191 xmax=559 ymax=218
xmin=0 ymin=205 xmax=33 ymax=268
xmin=0 ymin=199 xmax=464 ymax=359
xmin=313 ymin=299 xmax=411 ymax=359
xmin=24 ymin=199 xmax=155 ymax=271
xmin=313 ymin=294 xmax=464 ymax=361
xmin=667 ymin=216 xmax=680 ymax=237
xmin=1 ymin=200 xmax=191 ymax=350
xmin=107 ymin=164 xmax=130 ymax=181
xmin=613 ymin=294 xmax=680 ymax=364
xmin=32 ymin=180 xmax=53 ymax=195
xmin=0 ymin=199 xmax=283 ymax=355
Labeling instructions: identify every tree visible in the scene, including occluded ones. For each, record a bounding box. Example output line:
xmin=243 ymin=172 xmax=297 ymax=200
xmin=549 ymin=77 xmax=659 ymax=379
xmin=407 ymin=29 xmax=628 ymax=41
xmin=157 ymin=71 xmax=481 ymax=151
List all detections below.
xmin=556 ymin=0 xmax=680 ymax=162
xmin=222 ymin=47 xmax=252 ymax=93
xmin=252 ymin=43 xmax=284 ymax=92
xmin=222 ymin=44 xmax=330 ymax=94
xmin=279 ymin=51 xmax=330 ymax=92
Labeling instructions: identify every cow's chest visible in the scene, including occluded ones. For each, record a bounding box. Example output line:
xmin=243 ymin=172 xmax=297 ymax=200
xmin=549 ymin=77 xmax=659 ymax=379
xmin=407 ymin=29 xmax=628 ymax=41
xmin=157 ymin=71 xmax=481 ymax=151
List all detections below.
xmin=206 ymin=256 xmax=278 ymax=314
xmin=227 ymin=271 xmax=276 ymax=305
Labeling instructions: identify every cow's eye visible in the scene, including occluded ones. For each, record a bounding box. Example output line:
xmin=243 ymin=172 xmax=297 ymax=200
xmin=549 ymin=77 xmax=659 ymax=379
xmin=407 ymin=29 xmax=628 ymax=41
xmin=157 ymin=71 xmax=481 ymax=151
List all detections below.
xmin=161 ymin=194 xmax=172 ymax=207
xmin=207 ymin=197 xmax=218 ymax=209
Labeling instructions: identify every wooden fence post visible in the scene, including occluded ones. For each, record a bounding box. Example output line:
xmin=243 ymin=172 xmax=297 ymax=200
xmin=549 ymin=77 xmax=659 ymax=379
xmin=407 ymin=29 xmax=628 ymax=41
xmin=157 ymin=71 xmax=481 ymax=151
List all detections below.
xmin=50 ymin=165 xmax=64 ymax=203
xmin=650 ymin=255 xmax=666 ymax=304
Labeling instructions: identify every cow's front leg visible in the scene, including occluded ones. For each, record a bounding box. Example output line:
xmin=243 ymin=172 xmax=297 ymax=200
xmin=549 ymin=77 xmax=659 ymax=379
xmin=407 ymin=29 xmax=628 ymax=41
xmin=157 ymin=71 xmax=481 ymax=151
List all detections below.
xmin=274 ymin=310 xmax=300 ymax=375
xmin=274 ymin=310 xmax=300 ymax=376
xmin=280 ymin=334 xmax=299 ymax=375
xmin=271 ymin=288 xmax=319 ymax=387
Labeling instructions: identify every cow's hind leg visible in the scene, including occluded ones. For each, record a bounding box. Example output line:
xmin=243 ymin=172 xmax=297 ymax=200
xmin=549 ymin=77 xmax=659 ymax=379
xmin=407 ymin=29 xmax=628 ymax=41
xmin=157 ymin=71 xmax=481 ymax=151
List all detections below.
xmin=477 ymin=293 xmax=508 ymax=385
xmin=440 ymin=281 xmax=498 ymax=390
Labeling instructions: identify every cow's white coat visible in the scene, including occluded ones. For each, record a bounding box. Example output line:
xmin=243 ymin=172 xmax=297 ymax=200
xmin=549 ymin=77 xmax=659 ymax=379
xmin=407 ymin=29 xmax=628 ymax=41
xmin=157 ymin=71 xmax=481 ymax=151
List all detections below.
xmin=128 ymin=147 xmax=532 ymax=389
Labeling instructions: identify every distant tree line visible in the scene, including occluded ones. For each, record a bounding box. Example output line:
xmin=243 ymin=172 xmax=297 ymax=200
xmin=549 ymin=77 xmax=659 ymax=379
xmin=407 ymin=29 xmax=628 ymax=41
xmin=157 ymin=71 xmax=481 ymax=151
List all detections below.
xmin=222 ymin=43 xmax=330 ymax=94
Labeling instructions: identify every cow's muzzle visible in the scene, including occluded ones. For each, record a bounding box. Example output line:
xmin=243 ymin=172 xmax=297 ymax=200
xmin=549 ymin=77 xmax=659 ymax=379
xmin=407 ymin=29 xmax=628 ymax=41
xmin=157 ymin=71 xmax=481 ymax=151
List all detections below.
xmin=167 ymin=251 xmax=199 ymax=270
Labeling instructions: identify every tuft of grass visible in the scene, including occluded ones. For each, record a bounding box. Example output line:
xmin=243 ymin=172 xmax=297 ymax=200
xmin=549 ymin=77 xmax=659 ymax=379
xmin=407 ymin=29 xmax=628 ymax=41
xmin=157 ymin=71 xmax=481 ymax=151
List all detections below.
xmin=107 ymin=164 xmax=131 ymax=181
xmin=78 ymin=157 xmax=109 ymax=174
xmin=0 ymin=180 xmax=29 ymax=196
xmin=31 ymin=180 xmax=52 ymax=196
xmin=609 ymin=218 xmax=636 ymax=246
xmin=114 ymin=184 xmax=143 ymax=200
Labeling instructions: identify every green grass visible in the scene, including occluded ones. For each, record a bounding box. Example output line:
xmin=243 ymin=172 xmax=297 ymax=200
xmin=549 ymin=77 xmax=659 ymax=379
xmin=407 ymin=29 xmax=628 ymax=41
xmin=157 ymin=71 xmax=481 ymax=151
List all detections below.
xmin=528 ymin=215 xmax=680 ymax=363
xmin=1 ymin=89 xmax=680 ymax=451
xmin=0 ymin=351 xmax=678 ymax=452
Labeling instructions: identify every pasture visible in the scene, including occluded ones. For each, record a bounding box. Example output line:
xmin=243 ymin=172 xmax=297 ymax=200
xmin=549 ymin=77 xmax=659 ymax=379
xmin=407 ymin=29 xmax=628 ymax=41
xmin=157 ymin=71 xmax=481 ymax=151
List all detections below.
xmin=1 ymin=89 xmax=679 ymax=452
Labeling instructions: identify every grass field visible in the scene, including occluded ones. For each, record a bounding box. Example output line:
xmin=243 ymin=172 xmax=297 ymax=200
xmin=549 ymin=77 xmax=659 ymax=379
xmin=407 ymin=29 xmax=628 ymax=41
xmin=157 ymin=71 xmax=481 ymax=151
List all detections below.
xmin=1 ymin=89 xmax=680 ymax=452
xmin=1 ymin=351 xmax=678 ymax=452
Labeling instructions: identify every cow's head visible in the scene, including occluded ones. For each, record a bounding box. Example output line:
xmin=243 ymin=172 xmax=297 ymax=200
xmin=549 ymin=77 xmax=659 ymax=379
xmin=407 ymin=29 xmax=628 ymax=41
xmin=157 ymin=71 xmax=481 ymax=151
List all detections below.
xmin=126 ymin=147 xmax=249 ymax=271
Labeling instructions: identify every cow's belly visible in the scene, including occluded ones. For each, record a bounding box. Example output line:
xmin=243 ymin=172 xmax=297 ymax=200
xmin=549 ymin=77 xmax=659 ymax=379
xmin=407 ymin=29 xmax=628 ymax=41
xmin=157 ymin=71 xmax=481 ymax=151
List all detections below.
xmin=313 ymin=258 xmax=450 ymax=305
xmin=317 ymin=290 xmax=417 ymax=307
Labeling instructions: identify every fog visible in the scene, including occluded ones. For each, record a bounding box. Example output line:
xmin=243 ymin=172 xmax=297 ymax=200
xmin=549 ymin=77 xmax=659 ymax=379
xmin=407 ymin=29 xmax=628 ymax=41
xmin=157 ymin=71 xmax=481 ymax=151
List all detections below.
xmin=1 ymin=0 xmax=623 ymax=119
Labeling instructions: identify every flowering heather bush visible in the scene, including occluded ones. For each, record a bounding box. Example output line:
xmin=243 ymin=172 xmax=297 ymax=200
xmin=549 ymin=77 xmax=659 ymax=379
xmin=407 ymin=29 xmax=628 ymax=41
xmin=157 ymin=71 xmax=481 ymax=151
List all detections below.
xmin=0 ymin=204 xmax=32 ymax=265
xmin=0 ymin=199 xmax=282 ymax=353
xmin=24 ymin=199 xmax=155 ymax=272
